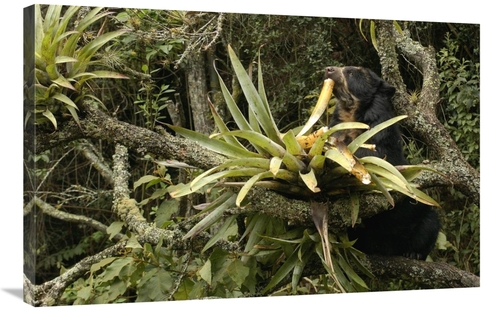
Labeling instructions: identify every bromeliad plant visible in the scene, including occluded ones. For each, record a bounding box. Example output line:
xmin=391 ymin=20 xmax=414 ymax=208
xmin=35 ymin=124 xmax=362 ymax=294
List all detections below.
xmin=168 ymin=45 xmax=438 ymax=209
xmin=26 ymin=5 xmax=128 ymax=129
xmin=166 ymin=45 xmax=440 ymax=292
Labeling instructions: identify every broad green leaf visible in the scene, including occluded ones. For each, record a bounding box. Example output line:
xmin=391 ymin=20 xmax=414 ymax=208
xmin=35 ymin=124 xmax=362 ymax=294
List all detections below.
xmin=125 ymin=233 xmax=142 ymax=249
xmin=361 ymin=156 xmax=409 ymax=185
xmin=76 ymin=286 xmax=92 ymax=301
xmin=198 ymin=259 xmax=212 ymax=285
xmin=336 ymin=250 xmax=369 ymax=291
xmin=90 ymin=257 xmax=117 ymax=274
xmin=241 ymin=214 xmax=271 ymax=261
xmin=227 ymin=259 xmax=250 ymax=285
xmin=52 ymin=75 xmax=76 ymax=91
xmin=87 ymin=70 xmax=129 ymax=79
xmin=70 ymin=29 xmax=129 ymax=76
xmin=325 ymin=148 xmax=353 ymax=171
xmin=170 ymin=167 xmax=267 ymax=198
xmin=362 ymin=157 xmax=412 ymax=192
xmin=257 ymin=46 xmax=274 ymax=121
xmin=133 ymin=175 xmax=161 ymax=190
xmin=308 ymin=154 xmax=326 ymax=173
xmin=65 ymin=105 xmax=81 ymax=128
xmin=55 ymin=55 xmax=78 ymax=64
xmin=74 ymin=7 xmax=107 ymax=32
xmin=52 ymin=91 xmax=78 ymax=109
xmin=99 ymin=257 xmax=135 ymax=283
xmin=34 ymin=5 xmax=45 ymax=53
xmin=409 ymin=187 xmax=441 ymax=207
xmin=106 ymin=221 xmax=124 ymax=240
xmin=281 ymin=152 xmax=307 ymax=173
xmin=138 ymin=268 xmax=173 ymax=302
xmin=155 ymin=199 xmax=179 ymax=228
xmin=397 ymin=164 xmax=445 ymax=182
xmin=292 ymin=245 xmax=314 ymax=293
xmin=349 ymin=193 xmax=361 ymax=227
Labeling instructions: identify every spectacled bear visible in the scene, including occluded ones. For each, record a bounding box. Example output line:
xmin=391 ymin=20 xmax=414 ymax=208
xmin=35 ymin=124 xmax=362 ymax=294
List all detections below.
xmin=325 ymin=66 xmax=440 ymax=260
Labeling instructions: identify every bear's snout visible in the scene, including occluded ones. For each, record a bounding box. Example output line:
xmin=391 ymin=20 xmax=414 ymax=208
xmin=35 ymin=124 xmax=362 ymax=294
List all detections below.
xmin=324 ymin=66 xmax=342 ymax=81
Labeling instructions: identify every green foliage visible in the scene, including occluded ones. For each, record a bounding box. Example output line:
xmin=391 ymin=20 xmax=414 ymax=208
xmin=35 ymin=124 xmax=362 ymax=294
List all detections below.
xmin=438 ymin=192 xmax=480 ymax=275
xmin=61 ymin=232 xmax=260 ymax=304
xmin=109 ymin=8 xmax=186 ymax=72
xmin=437 ymin=32 xmax=480 ymax=169
xmin=134 ymin=83 xmax=175 ymax=129
xmin=38 ymin=231 xmax=106 ymax=271
xmin=27 ymin=5 xmax=128 ymax=130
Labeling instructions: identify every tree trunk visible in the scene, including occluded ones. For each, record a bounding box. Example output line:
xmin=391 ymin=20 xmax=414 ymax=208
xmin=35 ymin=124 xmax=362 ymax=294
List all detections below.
xmin=185 ymin=50 xmax=214 ymax=135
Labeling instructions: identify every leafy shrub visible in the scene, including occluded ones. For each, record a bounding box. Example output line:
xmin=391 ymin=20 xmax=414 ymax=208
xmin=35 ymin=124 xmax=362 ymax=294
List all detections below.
xmin=437 ymin=33 xmax=480 ymax=169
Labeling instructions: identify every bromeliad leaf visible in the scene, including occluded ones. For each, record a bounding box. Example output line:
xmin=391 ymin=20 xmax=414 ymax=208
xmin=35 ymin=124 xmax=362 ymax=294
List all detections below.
xmin=349 ymin=115 xmax=407 ymax=154
xmin=299 ymin=169 xmax=320 ymax=193
xmin=183 ymin=192 xmax=237 ymax=239
xmin=227 ymin=45 xmax=283 ymax=145
xmin=168 ymin=125 xmax=264 ymax=159
xmin=213 ymin=130 xmax=286 ymax=158
xmin=296 ymin=78 xmax=334 ymax=137
xmin=208 ymin=101 xmax=248 ymax=150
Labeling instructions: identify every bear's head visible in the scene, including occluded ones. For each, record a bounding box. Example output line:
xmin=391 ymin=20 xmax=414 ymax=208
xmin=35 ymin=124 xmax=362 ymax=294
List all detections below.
xmin=324 ymin=66 xmax=395 ymax=108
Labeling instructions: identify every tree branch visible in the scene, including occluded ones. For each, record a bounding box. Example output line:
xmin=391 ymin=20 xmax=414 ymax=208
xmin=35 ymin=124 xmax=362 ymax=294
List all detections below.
xmin=361 ymin=255 xmax=480 ymax=288
xmin=32 ymin=196 xmax=124 ymax=241
xmin=374 ymin=20 xmax=479 ymax=206
xmin=25 ymin=102 xmax=227 ymax=171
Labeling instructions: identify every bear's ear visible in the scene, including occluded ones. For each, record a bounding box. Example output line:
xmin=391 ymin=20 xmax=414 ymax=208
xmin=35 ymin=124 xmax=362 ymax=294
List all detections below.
xmin=380 ymin=81 xmax=396 ymax=98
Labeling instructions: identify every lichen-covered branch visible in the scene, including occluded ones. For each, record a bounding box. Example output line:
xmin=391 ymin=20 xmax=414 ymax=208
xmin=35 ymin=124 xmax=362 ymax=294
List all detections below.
xmin=24 ymin=102 xmax=227 ymax=171
xmin=361 ymin=255 xmax=480 ymax=288
xmin=374 ymin=20 xmax=479 ymax=206
xmin=75 ymin=139 xmax=114 ymax=186
xmin=32 ymin=196 xmax=124 ymax=241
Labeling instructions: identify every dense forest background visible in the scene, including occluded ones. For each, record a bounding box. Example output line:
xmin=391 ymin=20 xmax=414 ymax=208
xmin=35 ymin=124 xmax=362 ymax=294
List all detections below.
xmin=8 ymin=0 xmax=494 ymax=310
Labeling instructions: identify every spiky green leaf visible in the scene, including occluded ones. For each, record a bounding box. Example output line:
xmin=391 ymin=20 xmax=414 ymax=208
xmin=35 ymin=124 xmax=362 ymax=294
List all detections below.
xmin=168 ymin=125 xmax=263 ymax=159
xmin=349 ymin=115 xmax=407 ymax=154
xmin=227 ymin=45 xmax=283 ymax=145
xmin=183 ymin=192 xmax=237 ymax=239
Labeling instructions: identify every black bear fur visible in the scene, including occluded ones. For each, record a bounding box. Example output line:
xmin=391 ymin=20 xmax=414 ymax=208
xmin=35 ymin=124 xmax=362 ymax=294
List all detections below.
xmin=325 ymin=66 xmax=440 ymax=260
